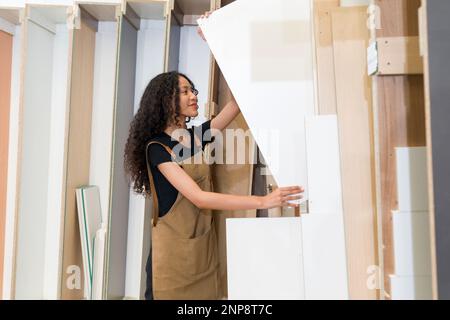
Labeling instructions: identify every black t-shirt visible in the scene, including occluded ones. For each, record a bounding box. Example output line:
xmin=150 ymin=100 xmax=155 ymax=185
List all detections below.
xmin=147 ymin=120 xmax=214 ymax=217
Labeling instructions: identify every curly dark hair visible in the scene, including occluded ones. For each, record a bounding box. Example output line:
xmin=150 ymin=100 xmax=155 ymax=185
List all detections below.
xmin=124 ymin=71 xmax=196 ymax=196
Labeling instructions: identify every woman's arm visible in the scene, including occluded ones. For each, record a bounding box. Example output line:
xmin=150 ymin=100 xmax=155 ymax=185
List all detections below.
xmin=210 ymin=94 xmax=240 ymax=132
xmin=158 ymin=162 xmax=303 ymax=211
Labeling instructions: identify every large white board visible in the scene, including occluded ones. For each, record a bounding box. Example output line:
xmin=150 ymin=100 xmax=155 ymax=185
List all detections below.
xmin=226 ymin=116 xmax=349 ymax=300
xmin=198 ymin=0 xmax=315 ymax=198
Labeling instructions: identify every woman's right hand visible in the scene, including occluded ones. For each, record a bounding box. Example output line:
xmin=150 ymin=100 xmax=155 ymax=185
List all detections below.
xmin=261 ymin=186 xmax=304 ymax=209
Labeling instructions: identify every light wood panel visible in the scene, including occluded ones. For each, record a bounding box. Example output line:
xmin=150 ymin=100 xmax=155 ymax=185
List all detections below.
xmin=373 ymin=0 xmax=425 ymax=297
xmin=61 ymin=13 xmax=96 ymax=300
xmin=331 ymin=7 xmax=378 ymax=299
xmin=0 ymin=29 xmax=13 ymax=300
xmin=314 ymin=0 xmax=339 ymax=115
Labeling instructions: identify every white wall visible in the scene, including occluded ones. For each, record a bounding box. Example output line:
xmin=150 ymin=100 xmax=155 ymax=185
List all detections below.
xmin=178 ymin=25 xmax=211 ymax=127
xmin=89 ymin=21 xmax=118 ymax=224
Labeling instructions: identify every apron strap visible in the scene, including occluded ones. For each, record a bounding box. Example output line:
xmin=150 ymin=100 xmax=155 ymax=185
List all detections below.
xmin=145 ymin=141 xmax=176 ymax=227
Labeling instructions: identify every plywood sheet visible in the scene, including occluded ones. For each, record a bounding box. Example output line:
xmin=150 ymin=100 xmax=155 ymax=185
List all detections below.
xmin=314 ymin=0 xmax=338 ymax=115
xmin=61 ymin=15 xmax=96 ymax=300
xmin=331 ymin=7 xmax=378 ymax=299
xmin=0 ymin=29 xmax=13 ymax=299
xmin=198 ymin=0 xmax=315 ymax=197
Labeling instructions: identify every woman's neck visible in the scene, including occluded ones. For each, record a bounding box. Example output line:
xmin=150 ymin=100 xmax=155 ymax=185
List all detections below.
xmin=164 ymin=118 xmax=188 ymax=137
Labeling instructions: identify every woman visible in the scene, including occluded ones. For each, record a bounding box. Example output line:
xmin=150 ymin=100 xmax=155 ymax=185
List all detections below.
xmin=124 ymin=14 xmax=303 ymax=300
xmin=124 ymin=71 xmax=303 ymax=300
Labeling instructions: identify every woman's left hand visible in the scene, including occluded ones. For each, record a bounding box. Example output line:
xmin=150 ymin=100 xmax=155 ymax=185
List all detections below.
xmin=197 ymin=11 xmax=213 ymax=41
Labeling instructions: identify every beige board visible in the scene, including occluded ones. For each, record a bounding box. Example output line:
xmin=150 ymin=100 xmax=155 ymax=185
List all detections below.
xmin=0 ymin=30 xmax=13 ymax=300
xmin=314 ymin=0 xmax=339 ymax=115
xmin=331 ymin=7 xmax=378 ymax=299
xmin=61 ymin=12 xmax=96 ymax=300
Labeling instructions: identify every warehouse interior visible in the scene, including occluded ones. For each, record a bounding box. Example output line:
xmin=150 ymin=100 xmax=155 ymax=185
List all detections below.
xmin=0 ymin=0 xmax=449 ymax=300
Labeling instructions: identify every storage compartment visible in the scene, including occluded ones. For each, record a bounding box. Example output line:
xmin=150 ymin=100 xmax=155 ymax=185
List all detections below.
xmin=14 ymin=4 xmax=72 ymax=299
xmin=61 ymin=2 xmax=120 ymax=300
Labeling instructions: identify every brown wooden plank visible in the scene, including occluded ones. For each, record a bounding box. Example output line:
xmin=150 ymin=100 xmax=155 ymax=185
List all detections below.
xmin=331 ymin=7 xmax=378 ymax=300
xmin=0 ymin=30 xmax=14 ymax=300
xmin=61 ymin=14 xmax=96 ymax=300
xmin=373 ymin=0 xmax=425 ymax=298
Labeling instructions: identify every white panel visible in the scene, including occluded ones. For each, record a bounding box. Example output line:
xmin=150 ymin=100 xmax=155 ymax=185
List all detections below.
xmin=0 ymin=16 xmax=15 ymax=34
xmin=392 ymin=210 xmax=432 ymax=276
xmin=89 ymin=21 xmax=118 ymax=223
xmin=92 ymin=225 xmax=106 ymax=300
xmin=395 ymin=147 xmax=428 ymax=212
xmin=0 ymin=1 xmax=25 ymax=8
xmin=3 ymin=24 xmax=22 ymax=300
xmin=15 ymin=19 xmax=54 ymax=299
xmin=198 ymin=0 xmax=315 ymax=198
xmin=25 ymin=0 xmax=73 ymax=6
xmin=178 ymin=25 xmax=210 ymax=127
xmin=125 ymin=18 xmax=166 ymax=300
xmin=43 ymin=23 xmax=70 ymax=299
xmin=340 ymin=0 xmax=370 ymax=6
xmin=303 ymin=115 xmax=348 ymax=299
xmin=76 ymin=186 xmax=103 ymax=299
xmin=108 ymin=15 xmax=137 ymax=299
xmin=305 ymin=115 xmax=343 ymax=214
xmin=226 ymin=217 xmax=305 ymax=299
xmin=390 ymin=275 xmax=433 ymax=300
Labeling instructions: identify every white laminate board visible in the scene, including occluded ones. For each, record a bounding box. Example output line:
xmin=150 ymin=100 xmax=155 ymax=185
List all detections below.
xmin=305 ymin=115 xmax=343 ymax=215
xmin=226 ymin=217 xmax=304 ymax=300
xmin=340 ymin=0 xmax=370 ymax=6
xmin=43 ymin=23 xmax=70 ymax=299
xmin=392 ymin=210 xmax=432 ymax=276
xmin=0 ymin=16 xmax=15 ymax=34
xmin=395 ymin=147 xmax=429 ymax=212
xmin=76 ymin=186 xmax=103 ymax=299
xmin=15 ymin=19 xmax=54 ymax=299
xmin=107 ymin=15 xmax=137 ymax=299
xmin=3 ymin=23 xmax=21 ymax=300
xmin=198 ymin=0 xmax=315 ymax=199
xmin=89 ymin=21 xmax=118 ymax=224
xmin=303 ymin=115 xmax=348 ymax=299
xmin=390 ymin=274 xmax=433 ymax=300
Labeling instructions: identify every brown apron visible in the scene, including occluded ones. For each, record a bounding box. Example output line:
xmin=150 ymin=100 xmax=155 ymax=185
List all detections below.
xmin=145 ymin=141 xmax=220 ymax=300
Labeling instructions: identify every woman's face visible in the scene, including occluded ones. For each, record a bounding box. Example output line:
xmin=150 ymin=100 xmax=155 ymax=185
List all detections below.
xmin=177 ymin=76 xmax=199 ymax=118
